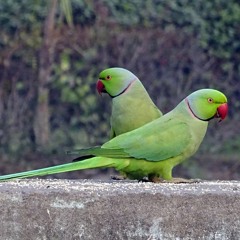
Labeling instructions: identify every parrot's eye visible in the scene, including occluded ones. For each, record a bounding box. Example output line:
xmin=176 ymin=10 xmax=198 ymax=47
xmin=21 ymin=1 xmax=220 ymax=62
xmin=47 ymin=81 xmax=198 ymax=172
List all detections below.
xmin=106 ymin=75 xmax=111 ymax=80
xmin=207 ymin=98 xmax=214 ymax=103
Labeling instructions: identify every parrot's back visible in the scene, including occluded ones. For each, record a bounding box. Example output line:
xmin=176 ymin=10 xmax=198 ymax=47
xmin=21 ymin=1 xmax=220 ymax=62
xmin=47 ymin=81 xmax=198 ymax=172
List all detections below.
xmin=110 ymin=80 xmax=162 ymax=138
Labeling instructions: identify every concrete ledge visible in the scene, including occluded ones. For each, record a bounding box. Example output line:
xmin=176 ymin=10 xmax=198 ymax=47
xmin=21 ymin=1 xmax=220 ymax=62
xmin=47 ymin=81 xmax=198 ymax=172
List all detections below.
xmin=0 ymin=180 xmax=240 ymax=239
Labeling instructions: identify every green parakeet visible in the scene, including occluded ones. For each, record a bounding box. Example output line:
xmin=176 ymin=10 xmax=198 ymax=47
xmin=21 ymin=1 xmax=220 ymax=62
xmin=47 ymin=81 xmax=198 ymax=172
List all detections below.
xmin=96 ymin=67 xmax=162 ymax=138
xmin=0 ymin=89 xmax=228 ymax=182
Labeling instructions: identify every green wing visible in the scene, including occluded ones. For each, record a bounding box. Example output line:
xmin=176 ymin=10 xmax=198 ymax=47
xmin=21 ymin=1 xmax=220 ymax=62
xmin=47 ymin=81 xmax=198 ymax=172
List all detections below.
xmin=69 ymin=116 xmax=192 ymax=162
xmin=103 ymin=117 xmax=191 ymax=161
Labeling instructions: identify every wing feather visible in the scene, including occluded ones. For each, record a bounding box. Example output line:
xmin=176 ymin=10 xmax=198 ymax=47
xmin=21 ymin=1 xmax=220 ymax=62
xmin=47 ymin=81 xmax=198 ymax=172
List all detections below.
xmin=102 ymin=117 xmax=192 ymax=162
xmin=68 ymin=115 xmax=192 ymax=162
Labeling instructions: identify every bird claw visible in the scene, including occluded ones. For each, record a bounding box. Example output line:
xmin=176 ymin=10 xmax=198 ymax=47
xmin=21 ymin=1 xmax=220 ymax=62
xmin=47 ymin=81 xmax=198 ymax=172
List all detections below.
xmin=163 ymin=177 xmax=202 ymax=184
xmin=110 ymin=175 xmax=126 ymax=180
xmin=138 ymin=177 xmax=149 ymax=183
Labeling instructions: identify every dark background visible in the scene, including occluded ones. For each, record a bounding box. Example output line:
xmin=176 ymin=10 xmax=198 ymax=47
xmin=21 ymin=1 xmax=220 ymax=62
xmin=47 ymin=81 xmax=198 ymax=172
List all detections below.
xmin=0 ymin=0 xmax=239 ymax=180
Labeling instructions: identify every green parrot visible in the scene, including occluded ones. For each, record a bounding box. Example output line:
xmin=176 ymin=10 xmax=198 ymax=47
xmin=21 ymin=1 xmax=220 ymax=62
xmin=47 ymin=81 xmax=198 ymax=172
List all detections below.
xmin=96 ymin=67 xmax=162 ymax=138
xmin=0 ymin=89 xmax=228 ymax=182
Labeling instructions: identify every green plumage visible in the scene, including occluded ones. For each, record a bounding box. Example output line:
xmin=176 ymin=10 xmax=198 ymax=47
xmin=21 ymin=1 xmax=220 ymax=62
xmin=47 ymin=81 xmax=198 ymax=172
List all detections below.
xmin=110 ymin=79 xmax=162 ymax=138
xmin=97 ymin=68 xmax=162 ymax=138
xmin=0 ymin=89 xmax=228 ymax=182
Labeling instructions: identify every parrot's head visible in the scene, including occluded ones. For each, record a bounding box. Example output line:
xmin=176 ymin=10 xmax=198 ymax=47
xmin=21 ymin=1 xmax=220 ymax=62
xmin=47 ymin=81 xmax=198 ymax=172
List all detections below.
xmin=97 ymin=68 xmax=137 ymax=97
xmin=186 ymin=89 xmax=228 ymax=122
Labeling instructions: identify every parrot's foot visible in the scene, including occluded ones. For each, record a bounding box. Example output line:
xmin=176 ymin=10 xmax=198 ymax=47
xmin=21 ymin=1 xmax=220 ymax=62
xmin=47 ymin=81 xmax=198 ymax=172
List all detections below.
xmin=139 ymin=176 xmax=201 ymax=184
xmin=148 ymin=176 xmax=163 ymax=183
xmin=138 ymin=177 xmax=149 ymax=183
xmin=163 ymin=177 xmax=201 ymax=184
xmin=111 ymin=175 xmax=126 ymax=181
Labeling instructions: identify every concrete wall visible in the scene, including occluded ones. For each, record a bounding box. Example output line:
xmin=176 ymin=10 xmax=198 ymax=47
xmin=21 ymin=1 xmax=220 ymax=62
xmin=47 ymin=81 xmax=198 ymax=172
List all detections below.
xmin=0 ymin=179 xmax=240 ymax=240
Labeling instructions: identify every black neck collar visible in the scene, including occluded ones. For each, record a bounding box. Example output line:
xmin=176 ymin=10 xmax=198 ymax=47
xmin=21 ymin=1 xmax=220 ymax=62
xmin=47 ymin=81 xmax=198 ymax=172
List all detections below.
xmin=111 ymin=79 xmax=136 ymax=98
xmin=185 ymin=98 xmax=214 ymax=122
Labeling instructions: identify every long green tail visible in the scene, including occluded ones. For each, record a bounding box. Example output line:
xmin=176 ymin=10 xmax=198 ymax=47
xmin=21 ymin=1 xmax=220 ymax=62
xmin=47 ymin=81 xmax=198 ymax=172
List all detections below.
xmin=0 ymin=157 xmax=116 ymax=181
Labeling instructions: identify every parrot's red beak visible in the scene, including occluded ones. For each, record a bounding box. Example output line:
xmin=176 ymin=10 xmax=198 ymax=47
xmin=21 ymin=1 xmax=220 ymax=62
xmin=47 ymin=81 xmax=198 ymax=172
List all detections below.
xmin=96 ymin=80 xmax=105 ymax=95
xmin=215 ymin=103 xmax=228 ymax=121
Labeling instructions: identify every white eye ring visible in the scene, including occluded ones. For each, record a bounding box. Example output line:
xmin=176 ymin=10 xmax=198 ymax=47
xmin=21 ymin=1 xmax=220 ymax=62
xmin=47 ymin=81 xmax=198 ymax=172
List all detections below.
xmin=106 ymin=75 xmax=111 ymax=80
xmin=208 ymin=98 xmax=214 ymax=103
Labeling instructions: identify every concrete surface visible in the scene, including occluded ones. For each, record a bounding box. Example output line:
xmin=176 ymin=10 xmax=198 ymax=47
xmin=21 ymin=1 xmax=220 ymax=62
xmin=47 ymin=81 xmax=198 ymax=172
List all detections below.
xmin=0 ymin=180 xmax=240 ymax=240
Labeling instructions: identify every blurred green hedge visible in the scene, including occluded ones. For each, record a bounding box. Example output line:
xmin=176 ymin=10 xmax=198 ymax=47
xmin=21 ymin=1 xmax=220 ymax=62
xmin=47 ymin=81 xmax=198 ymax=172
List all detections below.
xmin=0 ymin=0 xmax=239 ymax=179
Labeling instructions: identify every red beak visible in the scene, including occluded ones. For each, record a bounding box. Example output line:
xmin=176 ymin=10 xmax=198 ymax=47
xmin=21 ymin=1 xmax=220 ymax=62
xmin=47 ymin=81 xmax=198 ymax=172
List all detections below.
xmin=216 ymin=103 xmax=228 ymax=121
xmin=96 ymin=80 xmax=104 ymax=95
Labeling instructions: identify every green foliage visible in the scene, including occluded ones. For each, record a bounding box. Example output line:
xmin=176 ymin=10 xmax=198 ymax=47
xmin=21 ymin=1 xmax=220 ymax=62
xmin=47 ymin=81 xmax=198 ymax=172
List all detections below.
xmin=70 ymin=0 xmax=96 ymax=25
xmin=0 ymin=0 xmax=46 ymax=35
xmin=193 ymin=0 xmax=240 ymax=61
xmin=0 ymin=0 xmax=239 ymax=180
xmin=105 ymin=0 xmax=240 ymax=61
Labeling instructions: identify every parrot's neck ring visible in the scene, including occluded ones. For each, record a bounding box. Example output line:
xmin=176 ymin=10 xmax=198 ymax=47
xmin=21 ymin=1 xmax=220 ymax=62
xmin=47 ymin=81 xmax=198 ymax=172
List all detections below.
xmin=185 ymin=98 xmax=214 ymax=122
xmin=111 ymin=79 xmax=137 ymax=98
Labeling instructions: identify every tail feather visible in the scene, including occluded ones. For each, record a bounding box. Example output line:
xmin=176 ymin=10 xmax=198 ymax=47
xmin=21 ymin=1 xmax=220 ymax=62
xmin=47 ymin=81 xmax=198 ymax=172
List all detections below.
xmin=66 ymin=146 xmax=101 ymax=156
xmin=0 ymin=157 xmax=116 ymax=181
xmin=72 ymin=155 xmax=95 ymax=162
xmin=67 ymin=146 xmax=130 ymax=159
